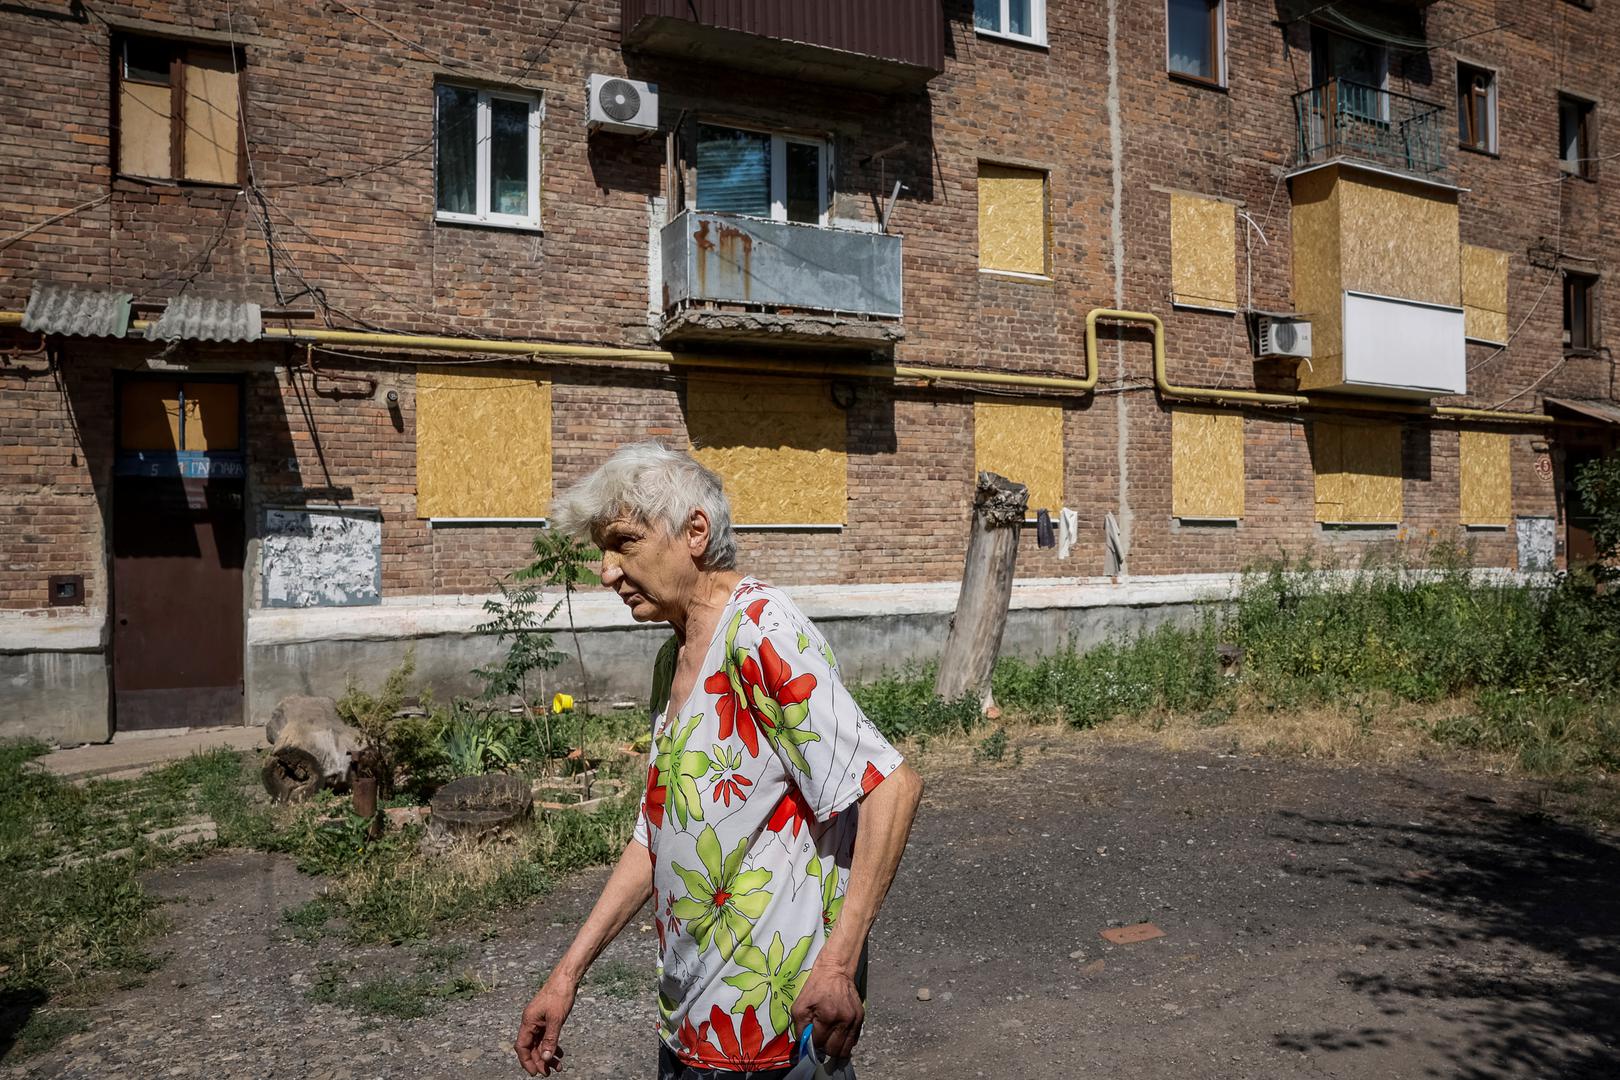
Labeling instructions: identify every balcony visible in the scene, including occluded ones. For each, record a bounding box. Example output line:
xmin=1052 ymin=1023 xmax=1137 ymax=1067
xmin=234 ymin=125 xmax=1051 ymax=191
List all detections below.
xmin=621 ymin=0 xmax=944 ymax=92
xmin=1293 ymin=78 xmax=1449 ymax=178
xmin=659 ymin=211 xmax=903 ymax=347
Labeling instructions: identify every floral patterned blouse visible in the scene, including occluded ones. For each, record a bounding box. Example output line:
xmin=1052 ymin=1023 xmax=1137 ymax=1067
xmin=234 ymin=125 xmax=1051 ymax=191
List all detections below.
xmin=634 ymin=577 xmax=904 ymax=1071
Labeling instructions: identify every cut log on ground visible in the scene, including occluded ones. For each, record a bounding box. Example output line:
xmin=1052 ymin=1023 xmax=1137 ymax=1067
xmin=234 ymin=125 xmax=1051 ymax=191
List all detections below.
xmin=428 ymin=774 xmax=534 ymax=839
xmin=935 ymin=471 xmax=1029 ymax=710
xmin=261 ymin=695 xmax=363 ymax=802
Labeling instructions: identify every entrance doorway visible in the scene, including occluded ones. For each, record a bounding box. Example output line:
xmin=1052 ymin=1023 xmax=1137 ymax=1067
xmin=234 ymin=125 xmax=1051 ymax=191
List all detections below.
xmin=111 ymin=377 xmax=246 ymax=730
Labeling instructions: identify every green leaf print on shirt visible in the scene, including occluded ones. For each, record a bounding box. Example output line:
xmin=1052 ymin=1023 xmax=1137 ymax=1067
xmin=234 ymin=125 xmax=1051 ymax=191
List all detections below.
xmin=806 ymin=854 xmax=844 ymax=936
xmin=670 ymin=825 xmax=774 ymax=961
xmin=723 ymin=931 xmax=814 ymax=1035
xmin=656 ymin=712 xmax=713 ymax=830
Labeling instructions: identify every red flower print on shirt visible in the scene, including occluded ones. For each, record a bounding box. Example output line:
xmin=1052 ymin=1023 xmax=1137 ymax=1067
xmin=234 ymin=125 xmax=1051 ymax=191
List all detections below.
xmin=747 ymin=638 xmax=817 ymax=726
xmin=704 ymin=664 xmax=765 ymax=757
xmin=861 ymin=761 xmax=885 ymax=795
xmin=644 ymin=763 xmax=667 ymax=830
xmin=744 ymin=598 xmax=770 ymax=625
xmin=766 ymin=787 xmax=813 ymax=838
xmin=693 ymin=1005 xmax=791 ymax=1071
xmin=673 ymin=1012 xmax=710 ymax=1058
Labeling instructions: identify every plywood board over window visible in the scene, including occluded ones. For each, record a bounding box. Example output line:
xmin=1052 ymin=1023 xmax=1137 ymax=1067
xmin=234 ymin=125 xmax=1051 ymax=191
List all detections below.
xmin=1171 ymin=409 xmax=1244 ymax=519
xmin=978 ymin=164 xmax=1048 ymax=276
xmin=415 ymin=369 xmax=551 ymax=519
xmin=1170 ymin=193 xmax=1237 ymax=310
xmin=686 ymin=377 xmax=847 ymax=525
xmin=973 ymin=400 xmax=1064 ymax=518
xmin=1461 ymin=245 xmax=1509 ymax=344
xmin=182 ymin=50 xmax=242 ymax=185
xmin=1459 ymin=430 xmax=1512 ymax=525
xmin=1311 ymin=420 xmax=1403 ymax=523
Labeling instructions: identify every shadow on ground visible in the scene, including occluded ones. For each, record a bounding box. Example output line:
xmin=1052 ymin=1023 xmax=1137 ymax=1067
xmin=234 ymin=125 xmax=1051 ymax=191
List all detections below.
xmin=1272 ymin=786 xmax=1620 ymax=1078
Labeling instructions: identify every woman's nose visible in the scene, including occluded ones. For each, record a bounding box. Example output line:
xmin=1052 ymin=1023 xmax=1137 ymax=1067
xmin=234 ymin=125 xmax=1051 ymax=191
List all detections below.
xmin=599 ymin=555 xmax=622 ymax=587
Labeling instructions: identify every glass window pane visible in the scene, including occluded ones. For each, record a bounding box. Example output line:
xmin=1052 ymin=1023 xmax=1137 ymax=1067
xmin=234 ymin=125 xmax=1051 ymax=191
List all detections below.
xmin=784 ymin=142 xmax=821 ymax=224
xmin=695 ymin=125 xmax=771 ymax=217
xmin=436 ymin=85 xmax=478 ymax=216
xmin=489 ymin=97 xmax=531 ymax=218
xmin=1008 ymin=0 xmax=1031 ymax=37
xmin=1168 ymin=0 xmax=1213 ymax=79
xmin=974 ymin=0 xmax=999 ymax=31
xmin=124 ymin=38 xmax=173 ymax=84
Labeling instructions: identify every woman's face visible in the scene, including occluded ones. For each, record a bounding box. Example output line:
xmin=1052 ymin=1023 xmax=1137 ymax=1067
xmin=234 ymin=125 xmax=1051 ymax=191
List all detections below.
xmin=595 ymin=512 xmax=706 ymax=623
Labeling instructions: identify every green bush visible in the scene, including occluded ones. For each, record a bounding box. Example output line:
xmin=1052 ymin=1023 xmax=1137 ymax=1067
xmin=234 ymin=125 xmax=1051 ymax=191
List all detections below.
xmin=849 ymin=665 xmax=980 ymax=741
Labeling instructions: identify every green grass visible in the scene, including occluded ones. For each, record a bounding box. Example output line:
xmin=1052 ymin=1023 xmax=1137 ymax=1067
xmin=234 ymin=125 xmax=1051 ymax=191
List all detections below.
xmin=585 ymin=957 xmax=648 ymax=1000
xmin=305 ymin=948 xmax=487 ymax=1020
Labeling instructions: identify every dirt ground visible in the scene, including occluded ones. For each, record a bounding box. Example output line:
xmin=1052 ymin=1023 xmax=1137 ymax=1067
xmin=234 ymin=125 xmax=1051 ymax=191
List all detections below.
xmin=9 ymin=734 xmax=1619 ymax=1080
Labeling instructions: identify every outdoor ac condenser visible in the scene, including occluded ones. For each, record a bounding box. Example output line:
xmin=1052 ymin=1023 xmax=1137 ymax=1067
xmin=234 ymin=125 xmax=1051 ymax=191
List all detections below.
xmin=1256 ymin=316 xmax=1313 ymax=360
xmin=587 ymin=74 xmax=658 ymax=134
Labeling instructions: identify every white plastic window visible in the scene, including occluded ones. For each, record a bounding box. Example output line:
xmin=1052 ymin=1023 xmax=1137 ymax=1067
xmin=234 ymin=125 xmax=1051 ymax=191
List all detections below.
xmin=974 ymin=0 xmax=1047 ymax=46
xmin=695 ymin=124 xmax=829 ymax=226
xmin=435 ymin=85 xmax=541 ymax=230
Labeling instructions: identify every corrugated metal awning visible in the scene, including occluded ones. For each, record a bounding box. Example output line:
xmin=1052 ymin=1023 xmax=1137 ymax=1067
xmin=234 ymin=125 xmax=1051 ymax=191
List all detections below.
xmin=21 ymin=283 xmax=132 ymax=339
xmin=1545 ymin=396 xmax=1620 ymax=426
xmin=144 ymin=295 xmax=263 ymax=343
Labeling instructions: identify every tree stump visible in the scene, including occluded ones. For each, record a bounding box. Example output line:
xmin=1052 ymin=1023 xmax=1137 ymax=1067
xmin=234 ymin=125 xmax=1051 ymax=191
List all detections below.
xmin=935 ymin=472 xmax=1029 ymax=710
xmin=428 ymin=774 xmax=534 ymax=840
xmin=261 ymin=696 xmax=364 ymax=802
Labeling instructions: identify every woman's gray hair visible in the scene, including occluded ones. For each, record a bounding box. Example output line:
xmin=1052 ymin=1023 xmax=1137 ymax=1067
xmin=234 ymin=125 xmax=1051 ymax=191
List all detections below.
xmin=549 ymin=442 xmax=738 ymax=570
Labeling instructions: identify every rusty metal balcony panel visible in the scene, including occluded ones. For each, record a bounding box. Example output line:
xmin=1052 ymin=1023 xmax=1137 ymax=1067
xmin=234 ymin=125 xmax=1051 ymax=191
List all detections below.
xmin=622 ymin=0 xmax=944 ymax=91
xmin=1293 ymin=78 xmax=1450 ymax=178
xmin=662 ymin=212 xmax=902 ymax=319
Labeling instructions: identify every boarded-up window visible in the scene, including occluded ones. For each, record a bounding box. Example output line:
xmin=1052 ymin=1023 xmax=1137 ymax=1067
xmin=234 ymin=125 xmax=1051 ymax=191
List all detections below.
xmin=1170 ymin=193 xmax=1237 ymax=310
xmin=1171 ymin=409 xmax=1244 ymax=519
xmin=1459 ymin=430 xmax=1512 ymax=525
xmin=687 ymin=377 xmax=847 ymax=525
xmin=1461 ymin=245 xmax=1509 ymax=343
xmin=974 ymin=400 xmax=1064 ymax=518
xmin=978 ymin=164 xmax=1048 ymax=276
xmin=117 ymin=37 xmax=243 ymax=184
xmin=415 ymin=369 xmax=551 ymax=519
xmin=1311 ymin=420 xmax=1403 ymax=523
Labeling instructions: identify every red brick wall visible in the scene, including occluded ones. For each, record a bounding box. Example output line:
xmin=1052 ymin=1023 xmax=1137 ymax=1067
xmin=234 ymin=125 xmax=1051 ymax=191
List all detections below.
xmin=2 ymin=0 xmax=1615 ymax=619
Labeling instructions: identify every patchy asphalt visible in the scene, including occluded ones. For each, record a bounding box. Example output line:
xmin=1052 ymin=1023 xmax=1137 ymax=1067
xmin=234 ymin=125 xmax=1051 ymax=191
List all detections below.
xmin=8 ymin=736 xmax=1619 ymax=1079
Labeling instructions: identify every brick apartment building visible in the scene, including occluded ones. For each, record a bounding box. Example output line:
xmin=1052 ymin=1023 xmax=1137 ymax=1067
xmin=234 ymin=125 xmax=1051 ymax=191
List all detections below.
xmin=1 ymin=0 xmax=1616 ymax=743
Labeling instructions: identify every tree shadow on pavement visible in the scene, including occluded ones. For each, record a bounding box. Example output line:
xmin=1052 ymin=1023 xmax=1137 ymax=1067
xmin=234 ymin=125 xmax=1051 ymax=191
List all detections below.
xmin=1268 ymin=787 xmax=1620 ymax=1079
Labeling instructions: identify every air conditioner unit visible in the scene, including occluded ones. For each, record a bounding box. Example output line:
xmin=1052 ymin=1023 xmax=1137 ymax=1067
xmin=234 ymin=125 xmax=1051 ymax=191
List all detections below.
xmin=1256 ymin=316 xmax=1313 ymax=359
xmin=588 ymin=74 xmax=658 ymax=134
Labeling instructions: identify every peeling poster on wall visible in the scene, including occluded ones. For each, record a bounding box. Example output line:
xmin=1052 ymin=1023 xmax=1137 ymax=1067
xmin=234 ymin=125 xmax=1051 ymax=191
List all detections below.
xmin=1515 ymin=516 xmax=1556 ymax=574
xmin=261 ymin=507 xmax=383 ymax=608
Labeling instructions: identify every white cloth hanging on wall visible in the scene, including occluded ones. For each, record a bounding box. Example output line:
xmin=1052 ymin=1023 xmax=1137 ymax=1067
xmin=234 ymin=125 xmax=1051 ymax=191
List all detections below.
xmin=1057 ymin=507 xmax=1079 ymax=559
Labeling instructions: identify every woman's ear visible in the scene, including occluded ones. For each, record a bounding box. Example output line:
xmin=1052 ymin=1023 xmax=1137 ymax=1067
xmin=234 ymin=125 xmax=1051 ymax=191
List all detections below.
xmin=686 ymin=508 xmax=713 ymax=560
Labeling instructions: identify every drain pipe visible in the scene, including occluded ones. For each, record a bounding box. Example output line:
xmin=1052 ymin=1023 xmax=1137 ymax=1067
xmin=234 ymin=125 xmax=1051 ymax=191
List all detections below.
xmin=1085 ymin=308 xmax=1555 ymax=425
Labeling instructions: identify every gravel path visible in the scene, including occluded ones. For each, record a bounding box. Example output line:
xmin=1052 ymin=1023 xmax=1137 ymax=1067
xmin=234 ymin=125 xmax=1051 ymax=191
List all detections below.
xmin=10 ymin=736 xmax=1619 ymax=1079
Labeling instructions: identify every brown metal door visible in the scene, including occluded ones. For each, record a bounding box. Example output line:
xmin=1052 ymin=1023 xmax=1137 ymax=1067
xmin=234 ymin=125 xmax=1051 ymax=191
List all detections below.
xmin=111 ymin=378 xmax=245 ymax=730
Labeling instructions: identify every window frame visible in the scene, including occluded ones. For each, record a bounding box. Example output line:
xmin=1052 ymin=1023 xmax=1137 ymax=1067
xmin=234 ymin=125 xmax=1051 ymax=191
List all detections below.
xmin=973 ymin=0 xmax=1048 ymax=48
xmin=1563 ymin=269 xmax=1600 ymax=351
xmin=1558 ymin=92 xmax=1597 ymax=179
xmin=693 ymin=122 xmax=831 ymax=227
xmin=434 ymin=84 xmax=542 ymax=231
xmin=976 ymin=161 xmax=1051 ymax=279
xmin=1165 ymin=0 xmax=1226 ymax=88
xmin=1456 ymin=61 xmax=1498 ymax=155
xmin=1312 ymin=28 xmax=1391 ymax=123
xmin=114 ymin=34 xmax=246 ymax=186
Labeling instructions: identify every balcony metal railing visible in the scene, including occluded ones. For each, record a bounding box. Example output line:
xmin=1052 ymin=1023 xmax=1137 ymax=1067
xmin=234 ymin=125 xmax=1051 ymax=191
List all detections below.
xmin=1293 ymin=78 xmax=1449 ymax=176
xmin=661 ymin=211 xmax=903 ymax=319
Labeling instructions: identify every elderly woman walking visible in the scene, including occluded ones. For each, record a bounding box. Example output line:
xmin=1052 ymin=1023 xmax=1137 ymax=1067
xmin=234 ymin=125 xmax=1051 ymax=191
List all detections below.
xmin=515 ymin=443 xmax=923 ymax=1080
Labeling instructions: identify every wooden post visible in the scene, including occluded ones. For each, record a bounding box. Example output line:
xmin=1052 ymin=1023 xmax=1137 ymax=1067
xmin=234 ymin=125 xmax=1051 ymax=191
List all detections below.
xmin=935 ymin=471 xmax=1028 ymax=709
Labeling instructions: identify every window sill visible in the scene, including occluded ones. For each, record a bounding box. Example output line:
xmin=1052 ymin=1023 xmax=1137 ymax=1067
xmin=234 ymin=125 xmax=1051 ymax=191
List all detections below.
xmin=1171 ymin=300 xmax=1239 ymax=316
xmin=1320 ymin=521 xmax=1400 ymax=532
xmin=435 ymin=213 xmax=543 ymax=235
xmin=974 ymin=27 xmax=1049 ymax=50
xmin=1167 ymin=71 xmax=1227 ymax=92
xmin=979 ymin=268 xmax=1053 ymax=284
xmin=1464 ymin=523 xmax=1509 ymax=531
xmin=733 ymin=523 xmax=843 ymax=532
xmin=1458 ymin=143 xmax=1500 ymax=159
xmin=1564 ymin=346 xmax=1605 ymax=358
xmin=1174 ymin=517 xmax=1239 ymax=529
xmin=114 ymin=174 xmax=242 ymax=191
xmin=1465 ymin=335 xmax=1509 ymax=346
xmin=428 ymin=518 xmax=548 ymax=528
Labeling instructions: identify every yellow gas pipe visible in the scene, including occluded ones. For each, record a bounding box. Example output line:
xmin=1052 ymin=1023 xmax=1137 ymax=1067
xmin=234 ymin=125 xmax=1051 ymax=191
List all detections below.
xmin=0 ymin=308 xmax=1554 ymax=422
xmin=1084 ymin=308 xmax=1553 ymax=425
